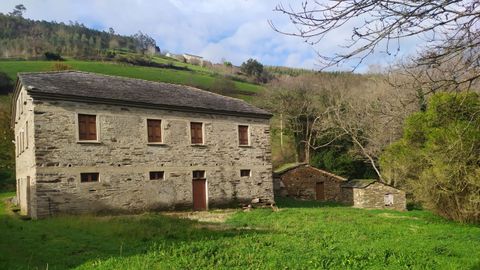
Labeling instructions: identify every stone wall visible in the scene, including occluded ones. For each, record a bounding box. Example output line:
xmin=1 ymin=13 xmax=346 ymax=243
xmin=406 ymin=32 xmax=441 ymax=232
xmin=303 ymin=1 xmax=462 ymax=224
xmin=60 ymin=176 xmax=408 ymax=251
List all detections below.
xmin=274 ymin=166 xmax=345 ymax=201
xmin=26 ymin=98 xmax=273 ymax=218
xmin=341 ymin=182 xmax=406 ymax=211
xmin=14 ymin=86 xmax=37 ymax=216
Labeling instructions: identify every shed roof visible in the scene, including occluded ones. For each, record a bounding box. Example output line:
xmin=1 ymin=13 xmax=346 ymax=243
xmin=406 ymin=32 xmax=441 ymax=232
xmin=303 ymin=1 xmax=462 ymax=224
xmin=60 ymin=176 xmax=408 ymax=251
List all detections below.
xmin=16 ymin=71 xmax=271 ymax=118
xmin=273 ymin=163 xmax=347 ymax=181
xmin=341 ymin=179 xmax=378 ymax=189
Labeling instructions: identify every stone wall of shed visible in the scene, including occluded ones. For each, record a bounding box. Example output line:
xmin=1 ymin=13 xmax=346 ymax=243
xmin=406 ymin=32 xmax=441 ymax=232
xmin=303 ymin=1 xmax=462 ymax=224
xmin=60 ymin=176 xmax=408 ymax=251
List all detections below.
xmin=30 ymin=99 xmax=273 ymax=218
xmin=276 ymin=166 xmax=344 ymax=201
xmin=342 ymin=183 xmax=406 ymax=211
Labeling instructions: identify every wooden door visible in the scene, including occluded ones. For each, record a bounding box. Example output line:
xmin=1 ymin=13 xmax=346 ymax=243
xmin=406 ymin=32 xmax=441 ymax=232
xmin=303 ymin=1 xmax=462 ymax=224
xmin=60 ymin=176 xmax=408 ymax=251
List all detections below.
xmin=316 ymin=182 xmax=325 ymax=201
xmin=192 ymin=179 xmax=207 ymax=211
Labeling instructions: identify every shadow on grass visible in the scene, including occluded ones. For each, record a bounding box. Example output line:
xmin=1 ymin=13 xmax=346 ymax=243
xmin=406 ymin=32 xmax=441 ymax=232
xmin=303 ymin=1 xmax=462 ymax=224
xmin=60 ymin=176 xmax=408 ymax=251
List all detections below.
xmin=0 ymin=196 xmax=270 ymax=270
xmin=275 ymin=197 xmax=347 ymax=209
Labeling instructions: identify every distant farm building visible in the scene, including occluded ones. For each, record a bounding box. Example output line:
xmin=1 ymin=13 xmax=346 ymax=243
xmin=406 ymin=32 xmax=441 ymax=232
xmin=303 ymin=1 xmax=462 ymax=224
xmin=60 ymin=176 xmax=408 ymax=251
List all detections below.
xmin=340 ymin=179 xmax=406 ymax=211
xmin=183 ymin=53 xmax=203 ymax=65
xmin=273 ymin=163 xmax=346 ymax=201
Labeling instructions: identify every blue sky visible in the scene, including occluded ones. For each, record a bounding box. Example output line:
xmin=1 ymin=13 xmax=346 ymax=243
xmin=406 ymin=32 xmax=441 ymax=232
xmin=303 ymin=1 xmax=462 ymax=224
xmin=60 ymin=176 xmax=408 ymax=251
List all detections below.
xmin=0 ymin=0 xmax=420 ymax=71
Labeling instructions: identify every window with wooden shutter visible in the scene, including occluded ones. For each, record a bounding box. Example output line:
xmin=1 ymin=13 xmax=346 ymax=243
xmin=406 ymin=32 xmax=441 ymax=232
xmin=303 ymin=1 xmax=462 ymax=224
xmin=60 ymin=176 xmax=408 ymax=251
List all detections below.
xmin=238 ymin=125 xmax=249 ymax=146
xmin=190 ymin=122 xmax=203 ymax=144
xmin=80 ymin=173 xmax=99 ymax=183
xmin=147 ymin=119 xmax=162 ymax=143
xmin=78 ymin=114 xmax=97 ymax=141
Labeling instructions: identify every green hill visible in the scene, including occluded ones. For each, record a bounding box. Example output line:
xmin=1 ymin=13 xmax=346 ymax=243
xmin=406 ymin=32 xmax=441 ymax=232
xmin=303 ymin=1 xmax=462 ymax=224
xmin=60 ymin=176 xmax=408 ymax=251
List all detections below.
xmin=0 ymin=60 xmax=264 ymax=100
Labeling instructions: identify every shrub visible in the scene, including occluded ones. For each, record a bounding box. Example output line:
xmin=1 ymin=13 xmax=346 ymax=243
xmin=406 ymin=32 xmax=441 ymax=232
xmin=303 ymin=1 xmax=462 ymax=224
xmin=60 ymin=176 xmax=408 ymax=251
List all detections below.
xmin=0 ymin=72 xmax=13 ymax=94
xmin=44 ymin=52 xmax=63 ymax=61
xmin=380 ymin=92 xmax=480 ymax=223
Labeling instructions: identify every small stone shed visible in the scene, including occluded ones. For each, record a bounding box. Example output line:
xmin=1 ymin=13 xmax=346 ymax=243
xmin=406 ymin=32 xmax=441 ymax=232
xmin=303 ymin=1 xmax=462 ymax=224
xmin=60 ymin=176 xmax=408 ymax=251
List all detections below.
xmin=340 ymin=179 xmax=406 ymax=211
xmin=273 ymin=164 xmax=347 ymax=201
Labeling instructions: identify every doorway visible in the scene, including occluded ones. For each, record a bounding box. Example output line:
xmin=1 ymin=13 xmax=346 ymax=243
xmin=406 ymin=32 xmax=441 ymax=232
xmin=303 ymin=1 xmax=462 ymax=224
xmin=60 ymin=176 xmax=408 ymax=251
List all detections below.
xmin=316 ymin=182 xmax=325 ymax=201
xmin=192 ymin=170 xmax=207 ymax=211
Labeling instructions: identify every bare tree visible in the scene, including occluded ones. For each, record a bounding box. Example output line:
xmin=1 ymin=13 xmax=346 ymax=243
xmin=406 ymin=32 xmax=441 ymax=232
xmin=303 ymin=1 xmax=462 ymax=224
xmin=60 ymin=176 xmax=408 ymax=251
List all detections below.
xmin=272 ymin=1 xmax=480 ymax=89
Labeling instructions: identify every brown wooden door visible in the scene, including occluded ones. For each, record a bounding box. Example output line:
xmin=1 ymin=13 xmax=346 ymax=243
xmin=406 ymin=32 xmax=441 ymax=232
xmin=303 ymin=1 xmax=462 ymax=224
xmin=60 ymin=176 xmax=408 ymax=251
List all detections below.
xmin=192 ymin=179 xmax=207 ymax=211
xmin=316 ymin=182 xmax=325 ymax=201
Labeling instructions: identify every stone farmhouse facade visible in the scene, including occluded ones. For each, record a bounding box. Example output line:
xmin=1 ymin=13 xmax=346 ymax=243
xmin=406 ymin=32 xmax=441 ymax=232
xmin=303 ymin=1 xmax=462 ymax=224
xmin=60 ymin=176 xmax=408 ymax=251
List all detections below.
xmin=273 ymin=164 xmax=347 ymax=201
xmin=341 ymin=179 xmax=406 ymax=211
xmin=12 ymin=71 xmax=274 ymax=219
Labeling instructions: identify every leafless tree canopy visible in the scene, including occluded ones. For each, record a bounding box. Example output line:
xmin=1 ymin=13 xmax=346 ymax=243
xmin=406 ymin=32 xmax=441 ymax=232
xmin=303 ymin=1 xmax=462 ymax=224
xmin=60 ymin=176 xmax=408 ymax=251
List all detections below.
xmin=272 ymin=1 xmax=480 ymax=89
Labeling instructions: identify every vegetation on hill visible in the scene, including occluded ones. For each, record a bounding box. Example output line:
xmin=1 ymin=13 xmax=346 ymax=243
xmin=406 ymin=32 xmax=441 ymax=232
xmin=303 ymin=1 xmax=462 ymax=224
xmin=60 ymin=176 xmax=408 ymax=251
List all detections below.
xmin=1 ymin=193 xmax=479 ymax=269
xmin=0 ymin=9 xmax=159 ymax=60
xmin=381 ymin=92 xmax=480 ymax=223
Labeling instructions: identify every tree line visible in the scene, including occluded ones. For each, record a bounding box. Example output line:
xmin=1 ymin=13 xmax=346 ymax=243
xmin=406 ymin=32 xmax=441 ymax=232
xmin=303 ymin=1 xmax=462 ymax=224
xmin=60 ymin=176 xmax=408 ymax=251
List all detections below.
xmin=0 ymin=7 xmax=158 ymax=59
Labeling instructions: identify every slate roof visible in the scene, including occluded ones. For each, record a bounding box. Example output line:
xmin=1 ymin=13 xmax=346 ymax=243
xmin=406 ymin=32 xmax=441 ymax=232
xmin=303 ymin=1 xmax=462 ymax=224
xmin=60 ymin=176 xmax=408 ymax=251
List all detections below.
xmin=273 ymin=163 xmax=347 ymax=181
xmin=17 ymin=71 xmax=271 ymax=118
xmin=341 ymin=179 xmax=378 ymax=189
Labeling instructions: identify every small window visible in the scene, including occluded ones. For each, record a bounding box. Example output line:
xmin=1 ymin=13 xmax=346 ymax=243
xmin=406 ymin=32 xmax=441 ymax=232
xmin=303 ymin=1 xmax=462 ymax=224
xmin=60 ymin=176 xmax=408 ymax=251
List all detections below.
xmin=190 ymin=122 xmax=203 ymax=144
xmin=238 ymin=125 xmax=249 ymax=146
xmin=147 ymin=119 xmax=162 ymax=143
xmin=240 ymin=169 xmax=251 ymax=177
xmin=193 ymin=170 xmax=205 ymax=179
xmin=384 ymin=194 xmax=394 ymax=206
xmin=81 ymin=173 xmax=99 ymax=183
xmin=149 ymin=171 xmax=164 ymax=180
xmin=78 ymin=114 xmax=97 ymax=141
xmin=25 ymin=121 xmax=28 ymax=149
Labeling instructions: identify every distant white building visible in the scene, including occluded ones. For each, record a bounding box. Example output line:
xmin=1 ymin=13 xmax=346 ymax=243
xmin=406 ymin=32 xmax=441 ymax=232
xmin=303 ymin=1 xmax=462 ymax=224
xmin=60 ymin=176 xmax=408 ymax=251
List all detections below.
xmin=183 ymin=53 xmax=204 ymax=66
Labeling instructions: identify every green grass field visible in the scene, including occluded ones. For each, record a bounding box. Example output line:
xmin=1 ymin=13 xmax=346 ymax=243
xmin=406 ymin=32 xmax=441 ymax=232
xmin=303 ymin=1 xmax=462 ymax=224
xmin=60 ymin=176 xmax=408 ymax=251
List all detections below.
xmin=0 ymin=60 xmax=264 ymax=98
xmin=1 ymin=193 xmax=479 ymax=270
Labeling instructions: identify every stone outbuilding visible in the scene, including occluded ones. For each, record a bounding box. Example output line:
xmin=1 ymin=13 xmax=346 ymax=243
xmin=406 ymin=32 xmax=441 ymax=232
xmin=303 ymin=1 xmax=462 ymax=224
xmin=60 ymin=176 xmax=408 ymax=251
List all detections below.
xmin=273 ymin=163 xmax=347 ymax=201
xmin=12 ymin=71 xmax=274 ymax=219
xmin=340 ymin=179 xmax=406 ymax=211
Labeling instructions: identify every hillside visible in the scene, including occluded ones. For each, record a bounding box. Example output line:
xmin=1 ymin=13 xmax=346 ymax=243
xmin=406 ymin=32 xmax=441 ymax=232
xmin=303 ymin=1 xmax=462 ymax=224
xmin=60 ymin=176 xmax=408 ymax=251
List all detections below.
xmin=0 ymin=13 xmax=140 ymax=59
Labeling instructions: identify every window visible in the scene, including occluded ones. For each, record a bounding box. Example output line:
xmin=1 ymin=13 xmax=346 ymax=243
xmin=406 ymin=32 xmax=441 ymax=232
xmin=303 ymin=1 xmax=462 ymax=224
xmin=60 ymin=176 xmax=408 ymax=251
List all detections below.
xmin=147 ymin=119 xmax=162 ymax=143
xmin=190 ymin=122 xmax=203 ymax=144
xmin=25 ymin=121 xmax=28 ymax=149
xmin=81 ymin=173 xmax=99 ymax=183
xmin=238 ymin=125 xmax=249 ymax=146
xmin=384 ymin=194 xmax=394 ymax=206
xmin=193 ymin=170 xmax=205 ymax=179
xmin=149 ymin=171 xmax=164 ymax=180
xmin=78 ymin=114 xmax=97 ymax=141
xmin=240 ymin=169 xmax=251 ymax=177
xmin=16 ymin=136 xmax=19 ymax=156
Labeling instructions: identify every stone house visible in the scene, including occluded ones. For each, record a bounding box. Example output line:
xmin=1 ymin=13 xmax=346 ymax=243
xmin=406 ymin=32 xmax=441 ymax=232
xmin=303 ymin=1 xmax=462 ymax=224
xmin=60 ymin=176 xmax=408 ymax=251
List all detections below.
xmin=182 ymin=53 xmax=203 ymax=65
xmin=273 ymin=163 xmax=347 ymax=201
xmin=340 ymin=179 xmax=406 ymax=211
xmin=12 ymin=71 xmax=274 ymax=219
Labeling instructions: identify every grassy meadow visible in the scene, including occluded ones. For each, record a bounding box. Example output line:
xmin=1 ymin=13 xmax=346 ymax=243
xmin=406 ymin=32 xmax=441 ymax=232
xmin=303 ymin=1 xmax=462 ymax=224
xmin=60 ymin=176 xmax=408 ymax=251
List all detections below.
xmin=1 ymin=193 xmax=479 ymax=270
xmin=0 ymin=59 xmax=264 ymax=100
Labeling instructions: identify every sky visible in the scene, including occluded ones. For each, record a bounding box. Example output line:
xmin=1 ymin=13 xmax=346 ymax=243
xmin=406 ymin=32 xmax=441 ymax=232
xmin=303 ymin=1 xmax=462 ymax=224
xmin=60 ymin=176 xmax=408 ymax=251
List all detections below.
xmin=0 ymin=0 xmax=420 ymax=72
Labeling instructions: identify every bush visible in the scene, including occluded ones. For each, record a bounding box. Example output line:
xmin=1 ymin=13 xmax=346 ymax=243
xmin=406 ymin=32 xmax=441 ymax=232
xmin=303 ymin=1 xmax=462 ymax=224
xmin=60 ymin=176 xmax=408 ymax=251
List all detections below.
xmin=44 ymin=52 xmax=63 ymax=61
xmin=380 ymin=92 xmax=480 ymax=223
xmin=0 ymin=72 xmax=13 ymax=94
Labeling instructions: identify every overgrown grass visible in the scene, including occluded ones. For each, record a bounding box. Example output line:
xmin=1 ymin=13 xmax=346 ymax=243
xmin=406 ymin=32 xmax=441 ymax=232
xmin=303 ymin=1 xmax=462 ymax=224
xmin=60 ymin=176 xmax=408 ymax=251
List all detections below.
xmin=0 ymin=60 xmax=264 ymax=98
xmin=1 ymin=193 xmax=479 ymax=269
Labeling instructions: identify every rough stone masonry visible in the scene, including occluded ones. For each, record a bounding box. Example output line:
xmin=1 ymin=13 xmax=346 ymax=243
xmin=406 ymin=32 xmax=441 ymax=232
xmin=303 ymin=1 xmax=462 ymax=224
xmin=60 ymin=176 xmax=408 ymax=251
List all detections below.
xmin=13 ymin=71 xmax=274 ymax=219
